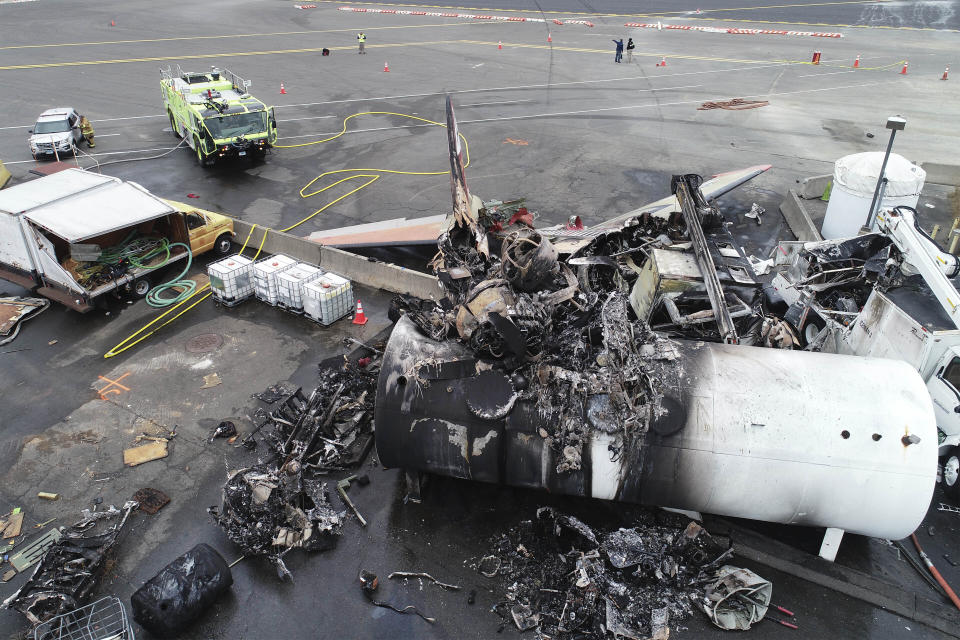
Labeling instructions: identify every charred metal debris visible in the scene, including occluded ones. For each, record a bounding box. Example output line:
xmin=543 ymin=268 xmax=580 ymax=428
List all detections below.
xmin=210 ymin=352 xmax=379 ymax=580
xmin=470 ymin=508 xmax=733 ymax=639
xmin=2 ymin=501 xmax=137 ymax=626
xmin=387 ymin=174 xmax=789 ymax=479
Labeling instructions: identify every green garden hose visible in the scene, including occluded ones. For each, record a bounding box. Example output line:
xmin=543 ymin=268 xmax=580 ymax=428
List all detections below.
xmin=145 ymin=242 xmax=197 ymax=308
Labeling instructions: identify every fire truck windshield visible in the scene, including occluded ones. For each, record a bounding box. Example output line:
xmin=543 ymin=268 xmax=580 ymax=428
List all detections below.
xmin=203 ymin=112 xmax=267 ymax=139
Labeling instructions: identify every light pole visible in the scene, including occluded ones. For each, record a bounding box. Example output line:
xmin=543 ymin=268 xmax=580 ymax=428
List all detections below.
xmin=865 ymin=115 xmax=906 ymax=230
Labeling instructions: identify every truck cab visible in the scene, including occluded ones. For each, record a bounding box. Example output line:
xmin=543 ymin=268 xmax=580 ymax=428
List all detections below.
xmin=184 ymin=209 xmax=233 ymax=255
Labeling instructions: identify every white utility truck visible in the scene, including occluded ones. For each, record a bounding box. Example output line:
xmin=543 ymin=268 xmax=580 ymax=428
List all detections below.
xmin=772 ymin=206 xmax=960 ymax=497
xmin=0 ymin=169 xmax=233 ymax=312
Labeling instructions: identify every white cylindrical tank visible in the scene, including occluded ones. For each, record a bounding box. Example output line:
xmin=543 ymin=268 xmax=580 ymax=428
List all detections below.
xmin=822 ymin=152 xmax=926 ymax=239
xmin=639 ymin=341 xmax=937 ymax=540
xmin=376 ymin=318 xmax=937 ymax=541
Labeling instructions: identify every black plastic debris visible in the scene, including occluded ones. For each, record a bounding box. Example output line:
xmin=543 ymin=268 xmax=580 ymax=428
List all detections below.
xmin=130 ymin=543 xmax=233 ymax=637
xmin=359 ymin=569 xmax=436 ymax=624
xmin=2 ymin=501 xmax=136 ymax=625
xmin=471 ymin=508 xmax=732 ymax=639
xmin=254 ymin=383 xmax=291 ymax=404
xmin=209 ymin=420 xmax=237 ymax=442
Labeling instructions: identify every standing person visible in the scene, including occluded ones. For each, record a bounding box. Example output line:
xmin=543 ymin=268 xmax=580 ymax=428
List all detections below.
xmin=79 ymin=115 xmax=95 ymax=148
xmin=357 ymin=32 xmax=366 ymax=54
xmin=626 ymin=37 xmax=635 ymax=63
xmin=612 ymin=38 xmax=624 ymax=63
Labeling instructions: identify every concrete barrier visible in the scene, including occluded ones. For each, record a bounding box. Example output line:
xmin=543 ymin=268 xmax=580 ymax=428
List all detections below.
xmin=230 ymin=219 xmax=444 ymax=301
xmin=798 ymin=174 xmax=832 ymax=200
xmin=918 ymin=163 xmax=960 ymax=187
xmin=779 ymin=189 xmax=824 ymax=242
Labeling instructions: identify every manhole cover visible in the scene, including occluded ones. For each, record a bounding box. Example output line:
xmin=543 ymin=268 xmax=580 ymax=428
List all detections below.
xmin=186 ymin=333 xmax=223 ymax=353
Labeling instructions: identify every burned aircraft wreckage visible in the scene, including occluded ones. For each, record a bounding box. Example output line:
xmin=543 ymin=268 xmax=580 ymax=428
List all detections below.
xmin=375 ymin=97 xmax=937 ymax=553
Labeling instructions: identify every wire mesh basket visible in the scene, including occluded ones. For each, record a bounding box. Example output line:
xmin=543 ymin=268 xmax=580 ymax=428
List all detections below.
xmin=33 ymin=597 xmax=134 ymax=640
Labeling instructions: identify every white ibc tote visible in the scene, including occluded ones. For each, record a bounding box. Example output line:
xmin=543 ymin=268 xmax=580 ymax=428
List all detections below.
xmin=208 ymin=255 xmax=254 ymax=306
xmin=253 ymin=254 xmax=297 ymax=305
xmin=276 ymin=263 xmax=323 ymax=312
xmin=822 ymin=152 xmax=925 ymax=239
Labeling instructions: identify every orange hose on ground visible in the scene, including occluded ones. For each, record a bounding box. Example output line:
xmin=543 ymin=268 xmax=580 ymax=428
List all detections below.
xmin=911 ymin=533 xmax=960 ymax=612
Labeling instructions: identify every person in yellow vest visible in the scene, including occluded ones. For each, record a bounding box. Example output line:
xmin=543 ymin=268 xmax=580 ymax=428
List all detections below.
xmin=79 ymin=115 xmax=95 ymax=148
xmin=357 ymin=32 xmax=366 ymax=54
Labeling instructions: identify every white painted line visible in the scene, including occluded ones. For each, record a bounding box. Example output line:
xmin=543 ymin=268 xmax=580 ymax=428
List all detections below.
xmin=276 ymin=84 xmax=706 ymax=140
xmin=458 ymin=100 xmax=535 ymax=107
xmin=0 ymin=113 xmax=165 ymax=131
xmin=96 ymin=133 xmax=122 ymax=137
xmin=276 ymin=115 xmax=339 ymax=123
xmin=0 ymin=63 xmax=788 ymax=131
xmin=454 ymin=79 xmax=899 ymax=125
xmin=3 ymin=146 xmax=182 ymax=165
xmin=797 ymin=70 xmax=855 ymax=77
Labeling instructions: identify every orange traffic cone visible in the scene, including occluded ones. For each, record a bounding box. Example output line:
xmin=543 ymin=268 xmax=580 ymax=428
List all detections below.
xmin=900 ymin=61 xmax=908 ymax=75
xmin=383 ymin=61 xmax=390 ymax=72
xmin=547 ymin=32 xmax=552 ymax=43
xmin=853 ymin=54 xmax=860 ymax=68
xmin=110 ymin=20 xmax=115 ymax=26
xmin=498 ymin=41 xmax=502 ymax=50
xmin=656 ymin=56 xmax=666 ymax=67
xmin=352 ymin=300 xmax=368 ymax=325
xmin=942 ymin=65 xmax=949 ymax=80
xmin=280 ymin=83 xmax=287 ymax=94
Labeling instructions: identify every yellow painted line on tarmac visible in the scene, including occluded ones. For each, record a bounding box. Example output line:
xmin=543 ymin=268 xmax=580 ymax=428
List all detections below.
xmin=0 ymin=21 xmax=492 ymax=51
xmin=0 ymin=40 xmax=468 ymax=71
xmin=458 ymin=40 xmax=782 ymax=65
xmin=0 ymin=38 xmax=855 ymax=72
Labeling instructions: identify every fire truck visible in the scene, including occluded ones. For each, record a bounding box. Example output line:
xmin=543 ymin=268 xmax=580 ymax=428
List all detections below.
xmin=161 ymin=65 xmax=278 ymax=166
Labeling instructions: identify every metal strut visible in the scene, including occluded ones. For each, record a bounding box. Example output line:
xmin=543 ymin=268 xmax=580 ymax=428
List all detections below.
xmin=673 ymin=174 xmax=739 ymax=344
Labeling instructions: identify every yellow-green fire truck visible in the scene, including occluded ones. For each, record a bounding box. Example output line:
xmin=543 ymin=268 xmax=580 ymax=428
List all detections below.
xmin=161 ymin=65 xmax=278 ymax=166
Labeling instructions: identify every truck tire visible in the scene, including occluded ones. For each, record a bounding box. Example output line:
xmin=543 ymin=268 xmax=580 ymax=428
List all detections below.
xmin=944 ymin=446 xmax=960 ymax=503
xmin=213 ymin=233 xmax=233 ymax=256
xmin=801 ymin=315 xmax=826 ymax=347
xmin=168 ymin=111 xmax=181 ymax=138
xmin=194 ymin=138 xmax=213 ymax=167
xmin=132 ymin=277 xmax=152 ymax=298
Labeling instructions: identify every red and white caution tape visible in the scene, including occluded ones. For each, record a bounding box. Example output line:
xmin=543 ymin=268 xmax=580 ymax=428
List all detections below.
xmin=338 ymin=6 xmax=593 ymax=26
xmin=624 ymin=21 xmax=842 ymax=38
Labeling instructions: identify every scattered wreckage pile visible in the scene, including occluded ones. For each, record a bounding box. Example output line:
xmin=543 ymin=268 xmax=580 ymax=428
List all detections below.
xmin=210 ymin=349 xmax=379 ymax=579
xmin=3 ymin=501 xmax=137 ymax=626
xmin=472 ymin=508 xmax=774 ymax=638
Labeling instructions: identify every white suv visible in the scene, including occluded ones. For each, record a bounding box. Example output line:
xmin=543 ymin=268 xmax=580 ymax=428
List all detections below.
xmin=29 ymin=108 xmax=85 ymax=159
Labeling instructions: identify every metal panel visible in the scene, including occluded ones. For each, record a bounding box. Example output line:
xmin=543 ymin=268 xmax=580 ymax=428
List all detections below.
xmin=0 ymin=168 xmax=110 ymax=215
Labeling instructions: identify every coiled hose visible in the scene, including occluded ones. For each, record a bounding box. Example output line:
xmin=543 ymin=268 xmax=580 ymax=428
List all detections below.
xmin=96 ymin=234 xmax=196 ymax=307
xmin=145 ymin=242 xmax=196 ymax=308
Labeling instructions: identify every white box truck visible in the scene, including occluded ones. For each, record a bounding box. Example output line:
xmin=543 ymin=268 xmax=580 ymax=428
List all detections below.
xmin=0 ymin=169 xmax=233 ymax=312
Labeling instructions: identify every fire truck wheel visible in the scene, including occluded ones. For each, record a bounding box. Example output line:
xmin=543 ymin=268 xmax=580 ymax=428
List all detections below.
xmin=168 ymin=111 xmax=181 ymax=138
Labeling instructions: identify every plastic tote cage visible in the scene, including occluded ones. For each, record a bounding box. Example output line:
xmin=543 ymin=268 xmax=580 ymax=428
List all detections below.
xmin=208 ymin=254 xmax=254 ymax=306
xmin=303 ymin=273 xmax=354 ymax=325
xmin=253 ymin=254 xmax=297 ymax=305
xmin=275 ymin=263 xmax=323 ymax=312
xmin=33 ymin=596 xmax=135 ymax=640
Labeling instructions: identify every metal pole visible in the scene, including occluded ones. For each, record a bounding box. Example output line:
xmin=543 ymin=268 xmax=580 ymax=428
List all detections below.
xmin=866 ymin=128 xmax=897 ymax=230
